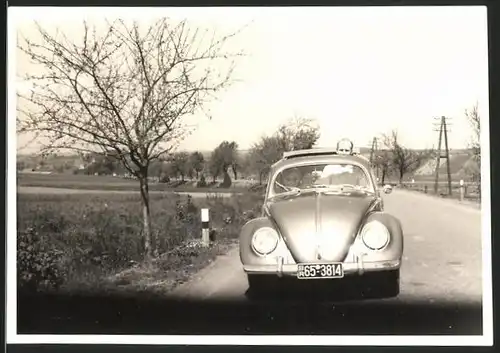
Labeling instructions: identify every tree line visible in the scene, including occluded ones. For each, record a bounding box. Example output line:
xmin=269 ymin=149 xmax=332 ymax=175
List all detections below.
xmin=147 ymin=116 xmax=435 ymax=187
xmin=55 ymin=115 xmax=320 ymax=187
xmin=150 ymin=115 xmax=321 ymax=187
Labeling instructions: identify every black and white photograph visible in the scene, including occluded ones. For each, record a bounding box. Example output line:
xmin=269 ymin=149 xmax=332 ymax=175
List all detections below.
xmin=7 ymin=5 xmax=492 ymax=346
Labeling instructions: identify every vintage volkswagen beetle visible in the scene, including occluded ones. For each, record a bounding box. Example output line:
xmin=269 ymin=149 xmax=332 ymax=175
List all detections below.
xmin=239 ymin=141 xmax=403 ymax=299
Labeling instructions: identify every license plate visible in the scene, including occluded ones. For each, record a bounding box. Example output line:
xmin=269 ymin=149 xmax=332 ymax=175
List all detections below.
xmin=297 ymin=263 xmax=344 ymax=279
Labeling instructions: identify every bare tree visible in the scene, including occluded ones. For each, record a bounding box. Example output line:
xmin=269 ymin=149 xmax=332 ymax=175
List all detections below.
xmin=208 ymin=153 xmax=222 ymax=184
xmin=465 ymin=102 xmax=481 ymax=149
xmin=276 ymin=116 xmax=321 ymax=151
xmin=372 ymin=149 xmax=393 ymax=185
xmin=465 ymin=102 xmax=481 ymax=188
xmin=248 ymin=135 xmax=282 ymax=184
xmin=189 ymin=151 xmax=205 ymax=180
xmin=384 ymin=130 xmax=433 ymax=184
xmin=17 ymin=18 xmax=244 ymax=261
xmin=247 ymin=116 xmax=321 ymax=184
xmin=169 ymin=151 xmax=190 ymax=181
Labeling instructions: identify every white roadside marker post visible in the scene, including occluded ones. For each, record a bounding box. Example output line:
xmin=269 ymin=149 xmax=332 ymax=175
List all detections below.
xmin=459 ymin=179 xmax=465 ymax=202
xmin=201 ymin=208 xmax=210 ymax=247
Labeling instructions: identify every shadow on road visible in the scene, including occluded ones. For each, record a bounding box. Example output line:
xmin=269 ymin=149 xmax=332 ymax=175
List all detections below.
xmin=244 ymin=271 xmax=401 ymax=302
xmin=18 ymin=291 xmax=482 ymax=335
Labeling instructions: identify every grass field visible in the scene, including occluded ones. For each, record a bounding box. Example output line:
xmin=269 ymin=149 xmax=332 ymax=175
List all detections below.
xmin=17 ymin=173 xmax=258 ymax=193
xmin=17 ymin=191 xmax=264 ymax=297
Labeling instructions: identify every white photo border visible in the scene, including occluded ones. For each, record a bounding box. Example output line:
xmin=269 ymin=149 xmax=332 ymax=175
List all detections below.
xmin=6 ymin=5 xmax=494 ymax=346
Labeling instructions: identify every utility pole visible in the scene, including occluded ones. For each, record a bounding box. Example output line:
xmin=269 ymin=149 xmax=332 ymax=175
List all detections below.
xmin=368 ymin=137 xmax=380 ymax=179
xmin=433 ymin=116 xmax=452 ymax=196
xmin=369 ymin=137 xmax=379 ymax=180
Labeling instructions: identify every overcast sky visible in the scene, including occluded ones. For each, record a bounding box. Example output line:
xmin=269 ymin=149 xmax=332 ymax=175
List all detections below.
xmin=12 ymin=6 xmax=489 ymax=154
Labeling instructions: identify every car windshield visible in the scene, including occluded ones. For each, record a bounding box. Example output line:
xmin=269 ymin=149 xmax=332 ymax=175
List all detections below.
xmin=272 ymin=163 xmax=373 ymax=195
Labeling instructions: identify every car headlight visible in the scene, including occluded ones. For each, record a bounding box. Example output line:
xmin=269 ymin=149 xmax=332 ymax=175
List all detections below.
xmin=360 ymin=220 xmax=390 ymax=250
xmin=251 ymin=227 xmax=279 ymax=255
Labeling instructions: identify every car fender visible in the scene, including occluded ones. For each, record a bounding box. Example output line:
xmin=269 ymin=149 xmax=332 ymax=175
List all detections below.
xmin=239 ymin=217 xmax=277 ymax=263
xmin=362 ymin=211 xmax=404 ymax=256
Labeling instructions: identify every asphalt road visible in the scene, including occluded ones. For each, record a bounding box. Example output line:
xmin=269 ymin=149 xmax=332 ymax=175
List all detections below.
xmin=17 ymin=189 xmax=484 ymax=335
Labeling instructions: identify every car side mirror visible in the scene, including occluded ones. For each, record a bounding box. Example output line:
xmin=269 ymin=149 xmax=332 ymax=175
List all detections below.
xmin=383 ymin=184 xmax=393 ymax=194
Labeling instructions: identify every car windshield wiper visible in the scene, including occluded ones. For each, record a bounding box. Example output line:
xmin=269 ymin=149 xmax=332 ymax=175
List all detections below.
xmin=339 ymin=184 xmax=375 ymax=192
xmin=307 ymin=184 xmax=343 ymax=192
xmin=273 ymin=181 xmax=302 ymax=196
xmin=310 ymin=184 xmax=374 ymax=194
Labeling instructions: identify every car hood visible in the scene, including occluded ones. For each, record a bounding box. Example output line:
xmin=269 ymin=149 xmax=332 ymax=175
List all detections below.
xmin=266 ymin=191 xmax=376 ymax=263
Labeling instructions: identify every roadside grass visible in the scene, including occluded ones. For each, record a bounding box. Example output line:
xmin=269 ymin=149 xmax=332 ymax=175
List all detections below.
xmin=395 ymin=182 xmax=481 ymax=203
xmin=17 ymin=191 xmax=264 ymax=297
xmin=17 ymin=173 xmax=256 ymax=193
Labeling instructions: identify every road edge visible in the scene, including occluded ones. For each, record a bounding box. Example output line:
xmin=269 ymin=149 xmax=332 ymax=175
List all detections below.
xmin=168 ymin=244 xmax=241 ymax=299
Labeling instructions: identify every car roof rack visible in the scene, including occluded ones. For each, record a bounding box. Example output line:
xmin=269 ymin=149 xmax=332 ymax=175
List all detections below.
xmin=282 ymin=148 xmax=337 ymax=159
xmin=282 ymin=147 xmax=361 ymax=160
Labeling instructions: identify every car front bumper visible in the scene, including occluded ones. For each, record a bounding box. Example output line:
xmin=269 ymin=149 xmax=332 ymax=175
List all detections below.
xmin=243 ymin=257 xmax=401 ymax=277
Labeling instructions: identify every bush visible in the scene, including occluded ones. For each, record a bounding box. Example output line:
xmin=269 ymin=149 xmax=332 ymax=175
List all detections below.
xmin=220 ymin=172 xmax=232 ymax=188
xmin=196 ymin=174 xmax=207 ymax=188
xmin=18 ymin=226 xmax=66 ymax=292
